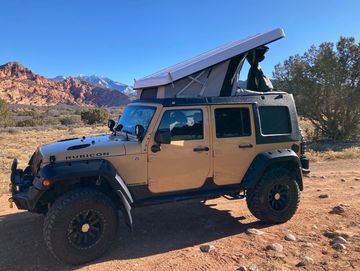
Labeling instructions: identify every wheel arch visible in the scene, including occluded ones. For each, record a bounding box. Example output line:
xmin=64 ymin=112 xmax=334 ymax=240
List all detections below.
xmin=241 ymin=149 xmax=303 ymax=191
xmin=37 ymin=159 xmax=133 ymax=227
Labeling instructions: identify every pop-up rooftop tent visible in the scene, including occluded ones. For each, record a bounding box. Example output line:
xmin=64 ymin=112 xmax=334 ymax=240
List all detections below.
xmin=134 ymin=28 xmax=285 ymax=99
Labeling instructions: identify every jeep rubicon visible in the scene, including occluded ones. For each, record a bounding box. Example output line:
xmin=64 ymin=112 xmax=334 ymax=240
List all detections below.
xmin=9 ymin=28 xmax=309 ymax=265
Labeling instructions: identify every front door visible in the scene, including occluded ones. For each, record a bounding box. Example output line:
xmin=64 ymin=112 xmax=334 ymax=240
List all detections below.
xmin=148 ymin=106 xmax=211 ymax=193
xmin=211 ymin=104 xmax=256 ymax=185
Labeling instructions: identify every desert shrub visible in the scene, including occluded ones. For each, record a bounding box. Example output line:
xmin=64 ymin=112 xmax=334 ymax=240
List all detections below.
xmin=0 ymin=99 xmax=14 ymax=127
xmin=273 ymin=36 xmax=360 ymax=140
xmin=17 ymin=110 xmax=38 ymax=117
xmin=16 ymin=118 xmax=43 ymax=127
xmin=46 ymin=109 xmax=61 ymax=118
xmin=59 ymin=116 xmax=82 ymax=126
xmin=74 ymin=108 xmax=82 ymax=115
xmin=44 ymin=118 xmax=60 ymax=126
xmin=80 ymin=108 xmax=109 ymax=125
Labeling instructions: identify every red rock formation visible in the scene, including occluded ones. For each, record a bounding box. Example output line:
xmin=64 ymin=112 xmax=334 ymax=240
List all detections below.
xmin=0 ymin=62 xmax=130 ymax=106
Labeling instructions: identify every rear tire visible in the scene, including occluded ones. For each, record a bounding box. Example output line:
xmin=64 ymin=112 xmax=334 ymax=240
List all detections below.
xmin=246 ymin=167 xmax=300 ymax=224
xmin=44 ymin=188 xmax=118 ymax=265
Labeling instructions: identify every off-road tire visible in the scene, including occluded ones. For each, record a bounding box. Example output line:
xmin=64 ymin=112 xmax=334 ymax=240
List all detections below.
xmin=246 ymin=167 xmax=300 ymax=224
xmin=43 ymin=188 xmax=118 ymax=265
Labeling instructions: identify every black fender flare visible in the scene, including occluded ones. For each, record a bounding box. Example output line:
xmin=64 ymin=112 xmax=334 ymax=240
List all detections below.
xmin=240 ymin=149 xmax=303 ymax=191
xmin=39 ymin=159 xmax=134 ymax=227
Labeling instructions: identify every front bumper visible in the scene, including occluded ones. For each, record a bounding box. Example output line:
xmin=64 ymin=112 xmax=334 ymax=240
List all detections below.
xmin=300 ymin=155 xmax=310 ymax=174
xmin=9 ymin=159 xmax=42 ymax=211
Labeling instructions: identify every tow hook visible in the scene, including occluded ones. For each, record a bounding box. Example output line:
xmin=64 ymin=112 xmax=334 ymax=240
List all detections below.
xmin=8 ymin=197 xmax=14 ymax=208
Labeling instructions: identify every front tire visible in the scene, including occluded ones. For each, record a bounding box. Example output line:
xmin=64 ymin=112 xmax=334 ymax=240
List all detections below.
xmin=246 ymin=167 xmax=300 ymax=224
xmin=44 ymin=188 xmax=118 ymax=265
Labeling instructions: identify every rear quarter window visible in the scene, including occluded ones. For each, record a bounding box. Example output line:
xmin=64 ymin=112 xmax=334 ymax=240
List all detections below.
xmin=258 ymin=106 xmax=291 ymax=135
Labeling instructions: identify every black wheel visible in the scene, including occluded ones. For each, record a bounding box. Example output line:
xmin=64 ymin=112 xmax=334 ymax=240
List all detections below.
xmin=246 ymin=167 xmax=300 ymax=224
xmin=44 ymin=188 xmax=118 ymax=265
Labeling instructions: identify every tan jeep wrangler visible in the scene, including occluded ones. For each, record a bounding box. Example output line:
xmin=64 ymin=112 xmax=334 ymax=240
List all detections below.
xmin=9 ymin=28 xmax=309 ymax=265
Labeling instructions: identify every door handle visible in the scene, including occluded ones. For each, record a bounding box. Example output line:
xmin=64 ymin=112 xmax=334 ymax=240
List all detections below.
xmin=193 ymin=146 xmax=209 ymax=152
xmin=239 ymin=143 xmax=253 ymax=148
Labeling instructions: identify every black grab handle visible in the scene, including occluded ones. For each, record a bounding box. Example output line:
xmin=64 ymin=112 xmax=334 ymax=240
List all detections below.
xmin=193 ymin=147 xmax=209 ymax=152
xmin=239 ymin=143 xmax=253 ymax=148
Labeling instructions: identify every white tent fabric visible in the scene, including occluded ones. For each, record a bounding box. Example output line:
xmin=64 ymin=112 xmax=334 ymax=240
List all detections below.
xmin=134 ymin=28 xmax=285 ymax=99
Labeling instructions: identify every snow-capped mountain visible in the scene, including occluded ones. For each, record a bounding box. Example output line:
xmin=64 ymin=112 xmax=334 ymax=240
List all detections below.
xmin=52 ymin=75 xmax=67 ymax=82
xmin=51 ymin=75 xmax=137 ymax=96
xmin=75 ymin=75 xmax=128 ymax=92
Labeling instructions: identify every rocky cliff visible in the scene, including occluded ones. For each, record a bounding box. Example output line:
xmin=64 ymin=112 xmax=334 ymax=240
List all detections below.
xmin=0 ymin=62 xmax=130 ymax=106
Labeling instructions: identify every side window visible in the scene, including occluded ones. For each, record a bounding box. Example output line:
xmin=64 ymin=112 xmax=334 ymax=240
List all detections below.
xmin=215 ymin=107 xmax=251 ymax=138
xmin=158 ymin=109 xmax=203 ymax=141
xmin=259 ymin=106 xmax=291 ymax=135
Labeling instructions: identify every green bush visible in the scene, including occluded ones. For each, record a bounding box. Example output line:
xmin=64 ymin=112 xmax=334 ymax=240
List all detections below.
xmin=80 ymin=108 xmax=109 ymax=125
xmin=273 ymin=36 xmax=360 ymax=140
xmin=0 ymin=99 xmax=13 ymax=127
xmin=59 ymin=116 xmax=82 ymax=126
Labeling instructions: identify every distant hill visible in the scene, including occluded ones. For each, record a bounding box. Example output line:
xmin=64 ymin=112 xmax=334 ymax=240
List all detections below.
xmin=52 ymin=75 xmax=137 ymax=97
xmin=0 ymin=62 xmax=130 ymax=107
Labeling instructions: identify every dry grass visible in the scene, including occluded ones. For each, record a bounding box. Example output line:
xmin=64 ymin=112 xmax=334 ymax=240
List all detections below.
xmin=0 ymin=126 xmax=107 ymax=193
xmin=1 ymin=122 xmax=359 ymax=193
xmin=306 ymin=147 xmax=360 ymax=161
xmin=299 ymin=118 xmax=360 ymax=161
xmin=305 ymin=142 xmax=360 ymax=162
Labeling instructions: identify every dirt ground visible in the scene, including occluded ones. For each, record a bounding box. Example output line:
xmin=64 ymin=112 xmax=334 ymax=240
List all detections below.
xmin=0 ymin=159 xmax=359 ymax=271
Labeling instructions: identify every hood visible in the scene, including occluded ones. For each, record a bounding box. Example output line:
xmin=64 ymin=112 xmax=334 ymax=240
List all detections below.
xmin=39 ymin=134 xmax=126 ymax=164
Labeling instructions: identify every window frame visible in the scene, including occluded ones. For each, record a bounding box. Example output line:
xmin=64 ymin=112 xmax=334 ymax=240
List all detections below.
xmin=213 ymin=106 xmax=252 ymax=139
xmin=258 ymin=106 xmax=292 ymax=136
xmin=157 ymin=108 xmax=205 ymax=141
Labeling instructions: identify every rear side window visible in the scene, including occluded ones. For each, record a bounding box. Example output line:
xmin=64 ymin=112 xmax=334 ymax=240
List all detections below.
xmin=158 ymin=109 xmax=203 ymax=141
xmin=259 ymin=106 xmax=291 ymax=135
xmin=215 ymin=108 xmax=251 ymax=138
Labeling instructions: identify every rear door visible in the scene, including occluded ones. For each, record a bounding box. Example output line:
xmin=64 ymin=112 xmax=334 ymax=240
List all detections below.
xmin=211 ymin=104 xmax=256 ymax=185
xmin=147 ymin=106 xmax=212 ymax=193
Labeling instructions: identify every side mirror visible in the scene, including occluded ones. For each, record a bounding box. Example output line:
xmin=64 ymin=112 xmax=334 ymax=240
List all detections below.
xmin=135 ymin=124 xmax=145 ymax=140
xmin=116 ymin=124 xmax=123 ymax=131
xmin=155 ymin=129 xmax=171 ymax=144
xmin=108 ymin=119 xmax=116 ymax=132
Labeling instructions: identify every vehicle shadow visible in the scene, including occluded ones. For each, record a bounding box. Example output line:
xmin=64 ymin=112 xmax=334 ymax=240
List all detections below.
xmin=0 ymin=200 xmax=269 ymax=270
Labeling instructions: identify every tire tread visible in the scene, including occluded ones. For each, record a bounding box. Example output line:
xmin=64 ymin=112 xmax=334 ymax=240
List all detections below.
xmin=43 ymin=188 xmax=117 ymax=264
xmin=246 ymin=167 xmax=301 ymax=223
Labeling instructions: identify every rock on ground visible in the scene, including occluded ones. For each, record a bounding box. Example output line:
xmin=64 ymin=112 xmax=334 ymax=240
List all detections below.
xmin=324 ymin=230 xmax=352 ymax=239
xmin=302 ymin=242 xmax=314 ymax=248
xmin=296 ymin=256 xmax=314 ymax=267
xmin=248 ymin=264 xmax=258 ymax=271
xmin=330 ymin=236 xmax=347 ymax=245
xmin=330 ymin=205 xmax=346 ymax=214
xmin=266 ymin=243 xmax=283 ymax=252
xmin=199 ymin=244 xmax=216 ymax=253
xmin=332 ymin=243 xmax=346 ymax=251
xmin=245 ymin=228 xmax=265 ymax=235
xmin=284 ymin=233 xmax=297 ymax=241
xmin=319 ymin=194 xmax=329 ymax=198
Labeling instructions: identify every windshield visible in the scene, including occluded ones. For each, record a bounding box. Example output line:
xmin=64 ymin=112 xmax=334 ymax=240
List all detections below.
xmin=117 ymin=105 xmax=156 ymax=135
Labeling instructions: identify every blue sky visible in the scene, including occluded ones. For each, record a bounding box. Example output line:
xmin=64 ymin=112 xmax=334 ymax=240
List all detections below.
xmin=1 ymin=0 xmax=359 ymax=85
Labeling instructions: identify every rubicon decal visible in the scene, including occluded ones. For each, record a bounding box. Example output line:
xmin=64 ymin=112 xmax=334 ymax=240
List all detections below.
xmin=65 ymin=152 xmax=110 ymax=160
